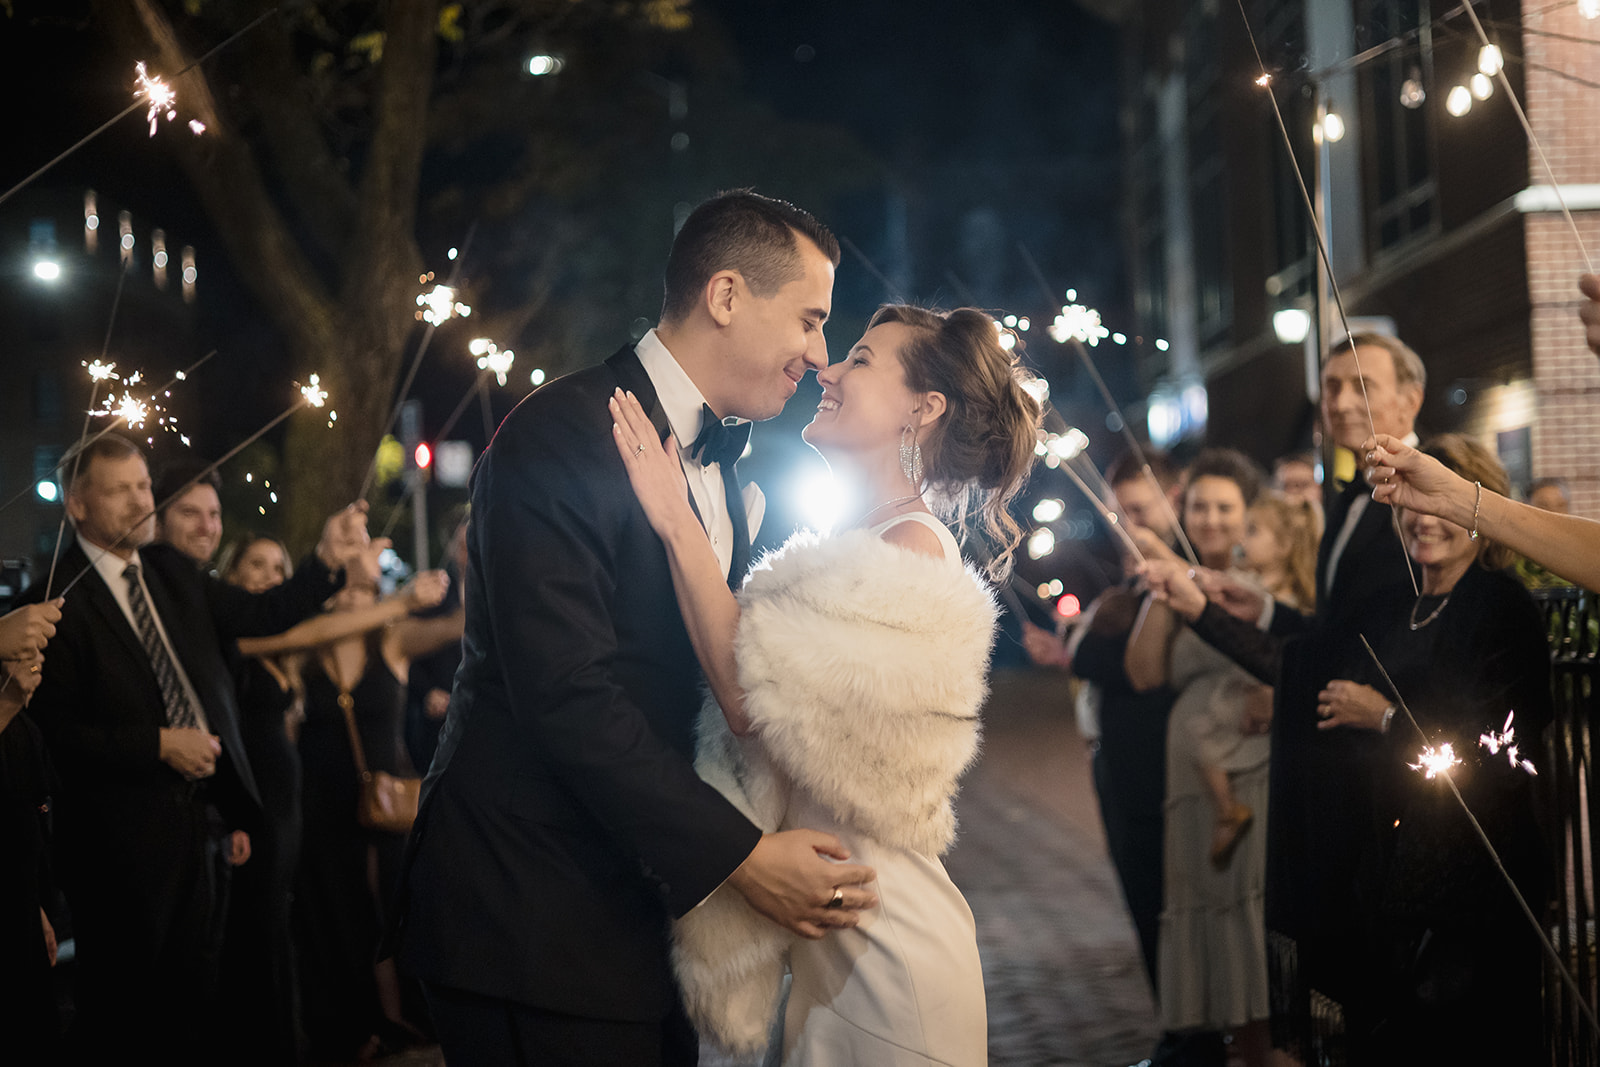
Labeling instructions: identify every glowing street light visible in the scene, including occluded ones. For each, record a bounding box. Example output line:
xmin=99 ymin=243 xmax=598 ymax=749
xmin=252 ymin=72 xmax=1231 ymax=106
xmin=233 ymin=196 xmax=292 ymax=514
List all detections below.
xmin=527 ymin=54 xmax=565 ymax=76
xmin=32 ymin=259 xmax=61 ymax=282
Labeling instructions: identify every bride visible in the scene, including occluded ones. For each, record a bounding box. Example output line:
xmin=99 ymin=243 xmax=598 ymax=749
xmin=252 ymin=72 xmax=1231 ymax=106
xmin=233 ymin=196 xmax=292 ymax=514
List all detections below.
xmin=609 ymin=304 xmax=1041 ymax=1065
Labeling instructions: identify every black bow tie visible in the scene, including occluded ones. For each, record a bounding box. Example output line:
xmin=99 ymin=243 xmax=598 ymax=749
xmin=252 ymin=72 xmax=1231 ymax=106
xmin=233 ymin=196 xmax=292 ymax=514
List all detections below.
xmin=689 ymin=404 xmax=750 ymax=468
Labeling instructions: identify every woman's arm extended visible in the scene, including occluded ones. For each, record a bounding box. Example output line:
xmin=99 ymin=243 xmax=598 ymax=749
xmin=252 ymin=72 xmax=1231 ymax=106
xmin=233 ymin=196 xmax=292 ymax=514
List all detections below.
xmin=1366 ymin=433 xmax=1600 ymax=591
xmin=235 ymin=571 xmax=450 ymax=658
xmin=610 ymin=390 xmax=750 ymax=734
xmin=1124 ymin=592 xmax=1176 ymax=693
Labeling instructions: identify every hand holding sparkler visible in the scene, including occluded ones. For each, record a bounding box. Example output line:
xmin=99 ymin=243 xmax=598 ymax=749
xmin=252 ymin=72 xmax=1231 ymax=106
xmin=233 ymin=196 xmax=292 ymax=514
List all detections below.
xmin=1315 ymin=679 xmax=1390 ymax=732
xmin=1191 ymin=569 xmax=1270 ymax=625
xmin=314 ymin=502 xmax=376 ymax=577
xmin=0 ymin=652 xmax=46 ymax=725
xmin=1138 ymin=558 xmax=1208 ymax=623
xmin=0 ymin=600 xmax=63 ymax=662
xmin=400 ymin=570 xmax=451 ymax=613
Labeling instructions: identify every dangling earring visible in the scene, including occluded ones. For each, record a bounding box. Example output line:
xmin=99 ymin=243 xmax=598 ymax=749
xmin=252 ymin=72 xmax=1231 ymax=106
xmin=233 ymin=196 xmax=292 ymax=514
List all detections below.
xmin=900 ymin=425 xmax=924 ymax=488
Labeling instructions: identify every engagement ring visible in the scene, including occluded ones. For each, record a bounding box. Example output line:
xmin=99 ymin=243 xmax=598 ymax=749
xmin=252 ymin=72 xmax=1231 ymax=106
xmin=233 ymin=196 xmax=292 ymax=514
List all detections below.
xmin=632 ymin=444 xmax=645 ymax=457
xmin=826 ymin=887 xmax=844 ymax=909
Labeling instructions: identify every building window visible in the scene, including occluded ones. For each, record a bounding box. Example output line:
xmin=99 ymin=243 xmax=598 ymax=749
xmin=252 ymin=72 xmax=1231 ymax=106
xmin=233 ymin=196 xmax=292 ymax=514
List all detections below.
xmin=1358 ymin=0 xmax=1438 ymax=254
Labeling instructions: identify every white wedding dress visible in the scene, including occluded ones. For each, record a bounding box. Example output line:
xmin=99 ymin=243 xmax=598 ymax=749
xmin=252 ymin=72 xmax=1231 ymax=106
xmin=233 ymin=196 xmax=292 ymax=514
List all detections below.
xmin=772 ymin=513 xmax=988 ymax=1066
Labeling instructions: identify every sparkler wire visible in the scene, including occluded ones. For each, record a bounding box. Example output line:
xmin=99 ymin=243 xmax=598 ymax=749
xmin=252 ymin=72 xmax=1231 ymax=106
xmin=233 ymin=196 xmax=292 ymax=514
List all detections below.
xmin=0 ymin=5 xmax=283 ymax=209
xmin=359 ymin=223 xmax=479 ymax=502
xmin=1460 ymin=0 xmax=1594 ymax=273
xmin=1230 ymin=0 xmax=1421 ymax=599
xmin=1016 ymin=242 xmax=1201 ymax=567
xmin=1358 ymin=633 xmax=1600 ymax=1040
xmin=1059 ymin=460 xmax=1146 ymax=565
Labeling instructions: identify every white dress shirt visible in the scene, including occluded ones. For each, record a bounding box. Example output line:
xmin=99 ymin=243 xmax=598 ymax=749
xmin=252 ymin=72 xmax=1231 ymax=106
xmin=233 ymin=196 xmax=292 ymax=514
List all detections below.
xmin=79 ymin=533 xmax=210 ymax=733
xmin=1322 ymin=431 xmax=1419 ymax=598
xmin=634 ymin=330 xmax=763 ymax=576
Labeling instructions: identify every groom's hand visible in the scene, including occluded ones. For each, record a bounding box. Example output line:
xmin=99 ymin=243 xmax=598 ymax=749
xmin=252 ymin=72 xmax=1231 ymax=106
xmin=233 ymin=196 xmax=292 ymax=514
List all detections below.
xmin=727 ymin=830 xmax=878 ymax=940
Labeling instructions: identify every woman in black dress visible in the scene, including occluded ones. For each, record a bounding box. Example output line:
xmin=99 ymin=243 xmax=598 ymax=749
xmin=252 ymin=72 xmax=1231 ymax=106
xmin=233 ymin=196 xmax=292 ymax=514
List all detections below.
xmin=291 ymin=572 xmax=463 ymax=1060
xmin=218 ymin=536 xmax=450 ymax=1063
xmin=1310 ymin=434 xmax=1549 ymax=1064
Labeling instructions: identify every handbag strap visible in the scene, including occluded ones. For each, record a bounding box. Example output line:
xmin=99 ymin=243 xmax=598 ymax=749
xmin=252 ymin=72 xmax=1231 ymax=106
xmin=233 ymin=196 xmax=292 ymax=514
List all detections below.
xmin=336 ymin=689 xmax=372 ymax=782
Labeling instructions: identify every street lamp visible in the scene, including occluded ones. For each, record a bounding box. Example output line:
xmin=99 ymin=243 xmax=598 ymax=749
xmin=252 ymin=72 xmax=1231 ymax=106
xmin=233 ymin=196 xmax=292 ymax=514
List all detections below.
xmin=32 ymin=259 xmax=61 ymax=282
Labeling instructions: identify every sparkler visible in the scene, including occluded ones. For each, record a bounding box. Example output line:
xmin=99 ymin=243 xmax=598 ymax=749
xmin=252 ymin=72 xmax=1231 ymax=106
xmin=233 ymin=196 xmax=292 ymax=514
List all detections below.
xmin=1407 ymin=742 xmax=1461 ymax=780
xmin=1229 ymin=0 xmax=1420 ymax=598
xmin=1017 ymin=242 xmax=1200 ymax=567
xmin=0 ymin=352 xmax=217 ymax=520
xmin=0 ymin=6 xmax=279 ymax=209
xmin=135 ymin=62 xmax=178 ymax=137
xmin=55 ymin=375 xmax=335 ymax=602
xmin=1358 ymin=634 xmax=1600 ymax=1040
xmin=359 ymin=224 xmax=478 ymax=501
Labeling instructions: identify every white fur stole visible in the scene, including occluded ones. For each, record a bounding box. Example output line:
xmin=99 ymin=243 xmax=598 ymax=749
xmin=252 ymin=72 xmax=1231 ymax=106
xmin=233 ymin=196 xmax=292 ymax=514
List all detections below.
xmin=672 ymin=529 xmax=999 ymax=1055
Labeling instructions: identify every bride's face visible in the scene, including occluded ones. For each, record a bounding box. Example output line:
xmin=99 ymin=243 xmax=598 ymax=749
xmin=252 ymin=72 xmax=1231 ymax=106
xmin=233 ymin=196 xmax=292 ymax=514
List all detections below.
xmin=803 ymin=322 xmax=920 ymax=457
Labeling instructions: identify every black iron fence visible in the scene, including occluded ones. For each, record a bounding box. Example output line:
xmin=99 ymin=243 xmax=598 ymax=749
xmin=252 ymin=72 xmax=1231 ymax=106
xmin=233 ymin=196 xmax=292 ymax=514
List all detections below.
xmin=1537 ymin=586 xmax=1600 ymax=1066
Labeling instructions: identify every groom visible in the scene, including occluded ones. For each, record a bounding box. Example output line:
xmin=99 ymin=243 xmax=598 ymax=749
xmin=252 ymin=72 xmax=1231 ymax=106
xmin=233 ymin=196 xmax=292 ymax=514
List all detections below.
xmin=392 ymin=190 xmax=878 ymax=1065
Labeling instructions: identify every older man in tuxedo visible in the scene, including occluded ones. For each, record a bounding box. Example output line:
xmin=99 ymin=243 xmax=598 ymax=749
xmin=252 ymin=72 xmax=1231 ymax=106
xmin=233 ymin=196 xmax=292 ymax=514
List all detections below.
xmin=1170 ymin=332 xmax=1426 ymax=1057
xmin=20 ymin=432 xmax=371 ymax=1062
xmin=394 ymin=190 xmax=878 ymax=1066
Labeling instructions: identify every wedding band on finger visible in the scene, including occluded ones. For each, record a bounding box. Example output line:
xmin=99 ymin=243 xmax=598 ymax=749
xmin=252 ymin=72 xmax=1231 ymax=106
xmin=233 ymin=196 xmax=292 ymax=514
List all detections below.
xmin=632 ymin=444 xmax=645 ymax=458
xmin=825 ymin=887 xmax=845 ymax=909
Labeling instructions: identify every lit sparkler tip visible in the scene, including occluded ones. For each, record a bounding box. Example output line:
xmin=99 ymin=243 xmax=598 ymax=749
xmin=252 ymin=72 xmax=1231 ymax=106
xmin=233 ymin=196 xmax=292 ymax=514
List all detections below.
xmin=134 ymin=61 xmax=178 ymax=138
xmin=85 ymin=359 xmax=119 ymax=383
xmin=417 ymin=283 xmax=472 ymax=326
xmin=300 ymin=373 xmax=329 ymax=408
xmin=1410 ymin=742 xmax=1462 ymax=780
xmin=113 ymin=391 xmax=150 ymax=429
xmin=1254 ymin=73 xmax=1272 ymax=88
xmin=188 ymin=119 xmax=206 ymax=136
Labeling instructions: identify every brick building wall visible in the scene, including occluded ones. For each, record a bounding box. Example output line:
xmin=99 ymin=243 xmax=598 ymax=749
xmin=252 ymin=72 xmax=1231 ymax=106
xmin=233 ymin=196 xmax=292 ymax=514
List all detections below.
xmin=1523 ymin=5 xmax=1600 ymax=518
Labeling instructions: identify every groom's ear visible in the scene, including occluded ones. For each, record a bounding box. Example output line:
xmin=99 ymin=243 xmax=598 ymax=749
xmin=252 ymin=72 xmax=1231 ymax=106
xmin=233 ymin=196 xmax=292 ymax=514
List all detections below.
xmin=915 ymin=391 xmax=947 ymax=428
xmin=705 ymin=270 xmax=739 ymax=327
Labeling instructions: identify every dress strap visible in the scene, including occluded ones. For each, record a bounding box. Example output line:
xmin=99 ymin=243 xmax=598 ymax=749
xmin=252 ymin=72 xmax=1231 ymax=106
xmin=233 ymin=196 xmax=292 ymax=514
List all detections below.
xmin=871 ymin=512 xmax=961 ymax=562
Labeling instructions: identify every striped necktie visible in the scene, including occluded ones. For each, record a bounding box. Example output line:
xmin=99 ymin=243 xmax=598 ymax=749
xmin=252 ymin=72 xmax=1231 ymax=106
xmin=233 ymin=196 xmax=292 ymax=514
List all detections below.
xmin=122 ymin=563 xmax=201 ymax=729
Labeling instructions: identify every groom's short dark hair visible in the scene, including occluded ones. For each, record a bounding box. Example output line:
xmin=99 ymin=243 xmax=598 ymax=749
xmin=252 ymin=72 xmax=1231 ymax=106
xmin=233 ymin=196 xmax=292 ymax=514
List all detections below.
xmin=660 ymin=190 xmax=840 ymax=324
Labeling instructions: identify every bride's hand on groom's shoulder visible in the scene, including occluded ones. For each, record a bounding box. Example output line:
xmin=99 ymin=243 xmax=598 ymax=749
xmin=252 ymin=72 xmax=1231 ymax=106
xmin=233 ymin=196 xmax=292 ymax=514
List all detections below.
xmin=728 ymin=830 xmax=879 ymax=941
xmin=610 ymin=389 xmax=696 ymax=540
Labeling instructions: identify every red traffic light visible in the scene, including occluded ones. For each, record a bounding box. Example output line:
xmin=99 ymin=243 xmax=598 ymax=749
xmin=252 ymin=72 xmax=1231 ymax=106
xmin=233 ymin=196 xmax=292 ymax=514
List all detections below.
xmin=1056 ymin=593 xmax=1081 ymax=618
xmin=414 ymin=442 xmax=432 ymax=469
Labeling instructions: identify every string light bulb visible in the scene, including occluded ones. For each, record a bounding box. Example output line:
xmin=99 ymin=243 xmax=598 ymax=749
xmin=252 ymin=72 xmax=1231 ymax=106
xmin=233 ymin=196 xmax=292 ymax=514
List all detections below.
xmin=1471 ymin=73 xmax=1494 ymax=101
xmin=1582 ymin=0 xmax=1599 ymax=19
xmin=1477 ymin=44 xmax=1504 ymax=76
xmin=1446 ymin=85 xmax=1473 ymax=117
xmin=1400 ymin=69 xmax=1426 ymax=109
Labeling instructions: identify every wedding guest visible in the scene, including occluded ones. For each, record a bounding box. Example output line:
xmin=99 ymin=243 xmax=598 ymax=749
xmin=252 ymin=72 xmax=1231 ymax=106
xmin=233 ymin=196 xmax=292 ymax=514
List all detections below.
xmin=154 ymin=463 xmax=224 ymax=567
xmin=1126 ymin=448 xmax=1272 ymax=1067
xmin=1240 ymin=492 xmax=1317 ymax=612
xmin=1307 ymin=436 xmax=1547 ymax=1063
xmin=1271 ymin=451 xmax=1321 ymax=513
xmin=0 ymin=603 xmax=61 ymax=1063
xmin=1022 ymin=448 xmax=1184 ymax=995
xmin=295 ymin=570 xmax=462 ymax=1060
xmin=209 ymin=531 xmax=448 ymax=1065
xmin=16 ymin=432 xmax=371 ymax=1063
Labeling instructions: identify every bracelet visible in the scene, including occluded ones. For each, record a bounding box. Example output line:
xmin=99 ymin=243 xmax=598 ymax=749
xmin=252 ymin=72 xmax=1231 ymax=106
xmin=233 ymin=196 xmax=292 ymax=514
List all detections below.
xmin=1468 ymin=480 xmax=1482 ymax=541
xmin=1380 ymin=704 xmax=1396 ymax=733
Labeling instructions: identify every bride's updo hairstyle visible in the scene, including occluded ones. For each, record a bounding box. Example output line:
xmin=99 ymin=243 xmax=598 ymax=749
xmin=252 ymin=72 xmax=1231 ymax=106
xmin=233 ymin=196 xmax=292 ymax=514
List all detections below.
xmin=870 ymin=304 xmax=1044 ymax=577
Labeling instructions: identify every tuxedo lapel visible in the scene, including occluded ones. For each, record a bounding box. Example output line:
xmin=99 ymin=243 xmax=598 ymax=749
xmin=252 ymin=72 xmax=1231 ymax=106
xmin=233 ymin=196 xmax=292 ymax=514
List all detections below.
xmin=605 ymin=344 xmax=713 ymax=533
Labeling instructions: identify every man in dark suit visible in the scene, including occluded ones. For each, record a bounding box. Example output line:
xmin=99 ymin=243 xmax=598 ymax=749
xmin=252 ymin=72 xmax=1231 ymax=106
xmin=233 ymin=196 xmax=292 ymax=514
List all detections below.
xmin=393 ymin=191 xmax=878 ymax=1066
xmin=20 ymin=432 xmax=371 ymax=1062
xmin=1178 ymin=332 xmax=1426 ymax=1056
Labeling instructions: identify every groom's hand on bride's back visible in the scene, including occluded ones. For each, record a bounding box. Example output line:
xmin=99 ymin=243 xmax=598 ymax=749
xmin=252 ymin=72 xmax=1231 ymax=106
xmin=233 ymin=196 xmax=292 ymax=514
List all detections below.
xmin=727 ymin=829 xmax=878 ymax=940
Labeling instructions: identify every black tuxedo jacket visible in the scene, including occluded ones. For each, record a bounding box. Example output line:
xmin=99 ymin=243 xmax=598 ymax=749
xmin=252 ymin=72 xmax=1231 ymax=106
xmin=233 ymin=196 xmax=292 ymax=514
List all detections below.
xmin=19 ymin=540 xmax=339 ymax=914
xmin=394 ymin=347 xmax=762 ymax=1023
